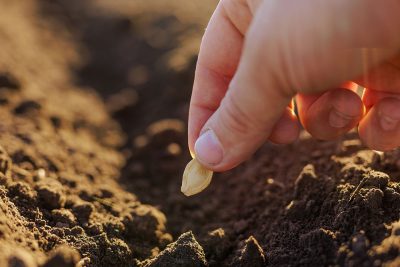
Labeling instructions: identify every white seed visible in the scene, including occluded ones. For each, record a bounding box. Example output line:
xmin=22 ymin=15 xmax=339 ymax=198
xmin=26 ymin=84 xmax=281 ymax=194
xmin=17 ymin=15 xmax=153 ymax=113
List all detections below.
xmin=181 ymin=158 xmax=213 ymax=196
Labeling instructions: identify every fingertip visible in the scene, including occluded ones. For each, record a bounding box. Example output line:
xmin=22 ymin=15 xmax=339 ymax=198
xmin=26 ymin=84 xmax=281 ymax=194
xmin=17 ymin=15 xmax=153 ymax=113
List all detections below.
xmin=298 ymin=88 xmax=363 ymax=140
xmin=330 ymin=88 xmax=364 ymax=118
xmin=359 ymin=97 xmax=400 ymax=151
xmin=328 ymin=88 xmax=364 ymax=129
xmin=188 ymin=105 xmax=213 ymax=156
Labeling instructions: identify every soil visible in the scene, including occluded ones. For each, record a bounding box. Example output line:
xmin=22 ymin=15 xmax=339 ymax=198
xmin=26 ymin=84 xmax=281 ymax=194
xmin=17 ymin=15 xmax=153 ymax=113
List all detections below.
xmin=1 ymin=0 xmax=400 ymax=266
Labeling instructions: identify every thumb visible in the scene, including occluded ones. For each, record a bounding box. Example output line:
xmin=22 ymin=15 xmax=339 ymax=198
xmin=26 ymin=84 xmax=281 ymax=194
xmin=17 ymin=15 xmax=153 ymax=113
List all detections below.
xmin=194 ymin=74 xmax=292 ymax=171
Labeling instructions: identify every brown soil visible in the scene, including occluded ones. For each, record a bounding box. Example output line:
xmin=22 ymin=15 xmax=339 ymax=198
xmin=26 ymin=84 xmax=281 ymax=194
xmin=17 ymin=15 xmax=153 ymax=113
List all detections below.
xmin=1 ymin=0 xmax=400 ymax=266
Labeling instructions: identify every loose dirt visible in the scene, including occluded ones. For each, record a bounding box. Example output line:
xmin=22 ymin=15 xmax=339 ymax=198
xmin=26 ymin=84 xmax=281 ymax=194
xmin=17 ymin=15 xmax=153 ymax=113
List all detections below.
xmin=1 ymin=0 xmax=400 ymax=266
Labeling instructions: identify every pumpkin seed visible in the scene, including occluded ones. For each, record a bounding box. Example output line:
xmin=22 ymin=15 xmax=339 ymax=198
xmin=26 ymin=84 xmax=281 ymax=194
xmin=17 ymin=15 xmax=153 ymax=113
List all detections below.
xmin=181 ymin=158 xmax=213 ymax=196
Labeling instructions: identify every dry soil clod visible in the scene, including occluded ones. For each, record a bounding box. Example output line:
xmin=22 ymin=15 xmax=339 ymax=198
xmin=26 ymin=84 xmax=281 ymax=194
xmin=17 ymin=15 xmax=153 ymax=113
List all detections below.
xmin=181 ymin=158 xmax=213 ymax=197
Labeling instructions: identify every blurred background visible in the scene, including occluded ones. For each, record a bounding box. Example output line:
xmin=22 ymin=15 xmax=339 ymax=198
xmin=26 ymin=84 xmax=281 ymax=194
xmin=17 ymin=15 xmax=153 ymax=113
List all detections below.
xmin=42 ymin=0 xmax=217 ymax=133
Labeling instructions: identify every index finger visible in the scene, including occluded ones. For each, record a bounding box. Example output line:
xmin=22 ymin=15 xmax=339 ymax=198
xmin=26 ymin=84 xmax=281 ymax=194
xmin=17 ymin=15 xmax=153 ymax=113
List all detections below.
xmin=188 ymin=0 xmax=248 ymax=154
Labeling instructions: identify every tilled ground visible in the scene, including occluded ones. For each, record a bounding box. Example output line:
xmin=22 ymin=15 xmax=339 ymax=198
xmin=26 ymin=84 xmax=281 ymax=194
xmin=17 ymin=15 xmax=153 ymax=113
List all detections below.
xmin=1 ymin=0 xmax=400 ymax=267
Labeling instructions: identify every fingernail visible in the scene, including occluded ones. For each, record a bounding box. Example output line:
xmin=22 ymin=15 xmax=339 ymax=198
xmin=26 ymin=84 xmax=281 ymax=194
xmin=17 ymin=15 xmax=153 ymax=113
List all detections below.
xmin=379 ymin=114 xmax=399 ymax=131
xmin=329 ymin=108 xmax=352 ymax=128
xmin=194 ymin=129 xmax=223 ymax=165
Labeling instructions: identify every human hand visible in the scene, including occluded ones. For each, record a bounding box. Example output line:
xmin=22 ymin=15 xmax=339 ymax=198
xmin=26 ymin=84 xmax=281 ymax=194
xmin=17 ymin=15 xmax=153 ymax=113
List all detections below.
xmin=188 ymin=0 xmax=400 ymax=172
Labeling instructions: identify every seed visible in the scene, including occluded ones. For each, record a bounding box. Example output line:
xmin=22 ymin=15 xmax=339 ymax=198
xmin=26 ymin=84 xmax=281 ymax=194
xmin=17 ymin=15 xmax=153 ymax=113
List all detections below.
xmin=181 ymin=158 xmax=213 ymax=196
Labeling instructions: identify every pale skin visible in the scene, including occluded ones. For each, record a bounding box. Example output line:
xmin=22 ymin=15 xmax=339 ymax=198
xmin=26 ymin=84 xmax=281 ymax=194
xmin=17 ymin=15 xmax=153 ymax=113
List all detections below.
xmin=188 ymin=0 xmax=400 ymax=172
